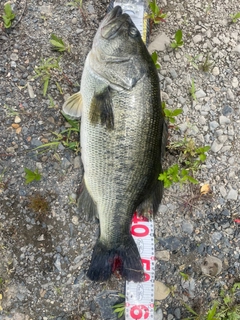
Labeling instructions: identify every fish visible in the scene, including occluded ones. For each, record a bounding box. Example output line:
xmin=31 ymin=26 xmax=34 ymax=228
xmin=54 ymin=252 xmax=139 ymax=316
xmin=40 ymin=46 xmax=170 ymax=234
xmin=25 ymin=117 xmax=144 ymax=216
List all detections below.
xmin=62 ymin=6 xmax=167 ymax=282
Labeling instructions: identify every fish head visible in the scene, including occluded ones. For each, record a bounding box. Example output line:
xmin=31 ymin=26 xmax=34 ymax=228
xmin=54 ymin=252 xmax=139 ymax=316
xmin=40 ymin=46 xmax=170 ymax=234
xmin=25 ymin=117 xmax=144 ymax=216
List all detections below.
xmin=90 ymin=6 xmax=152 ymax=89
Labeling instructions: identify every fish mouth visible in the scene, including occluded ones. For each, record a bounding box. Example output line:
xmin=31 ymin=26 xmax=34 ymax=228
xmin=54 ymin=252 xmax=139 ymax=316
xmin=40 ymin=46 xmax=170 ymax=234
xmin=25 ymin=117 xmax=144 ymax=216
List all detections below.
xmin=101 ymin=6 xmax=129 ymax=39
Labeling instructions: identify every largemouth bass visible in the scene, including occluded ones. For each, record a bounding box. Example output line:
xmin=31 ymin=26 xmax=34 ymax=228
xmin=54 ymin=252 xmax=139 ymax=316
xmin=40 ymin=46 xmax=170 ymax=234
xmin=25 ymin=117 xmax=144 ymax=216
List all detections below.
xmin=63 ymin=6 xmax=167 ymax=282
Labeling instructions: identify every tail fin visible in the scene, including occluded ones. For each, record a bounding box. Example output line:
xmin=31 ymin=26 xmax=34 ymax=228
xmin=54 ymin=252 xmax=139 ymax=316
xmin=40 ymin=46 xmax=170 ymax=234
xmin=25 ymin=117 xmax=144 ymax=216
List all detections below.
xmin=86 ymin=236 xmax=144 ymax=282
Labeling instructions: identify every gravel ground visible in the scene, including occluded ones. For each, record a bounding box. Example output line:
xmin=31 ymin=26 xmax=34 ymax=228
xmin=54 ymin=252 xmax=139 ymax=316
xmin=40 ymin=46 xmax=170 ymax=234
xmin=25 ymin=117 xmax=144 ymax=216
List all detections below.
xmin=0 ymin=0 xmax=240 ymax=319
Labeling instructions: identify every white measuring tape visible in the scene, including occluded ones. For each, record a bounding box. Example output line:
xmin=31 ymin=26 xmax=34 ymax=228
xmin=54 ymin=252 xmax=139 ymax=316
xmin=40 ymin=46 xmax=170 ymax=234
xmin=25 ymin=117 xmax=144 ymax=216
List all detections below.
xmin=112 ymin=2 xmax=155 ymax=319
xmin=126 ymin=214 xmax=155 ymax=319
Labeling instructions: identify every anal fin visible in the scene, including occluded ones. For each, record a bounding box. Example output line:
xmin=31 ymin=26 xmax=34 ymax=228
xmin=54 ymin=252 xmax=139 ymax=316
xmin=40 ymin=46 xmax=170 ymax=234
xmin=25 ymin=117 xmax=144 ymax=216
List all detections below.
xmin=62 ymin=92 xmax=82 ymax=119
xmin=89 ymin=87 xmax=114 ymax=129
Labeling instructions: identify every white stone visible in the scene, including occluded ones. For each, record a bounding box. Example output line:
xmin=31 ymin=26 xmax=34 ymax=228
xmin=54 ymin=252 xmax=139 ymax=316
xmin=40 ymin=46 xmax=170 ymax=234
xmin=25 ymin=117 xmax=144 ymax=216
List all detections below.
xmin=227 ymin=88 xmax=234 ymax=101
xmin=227 ymin=189 xmax=238 ymax=200
xmin=212 ymin=66 xmax=220 ymax=76
xmin=218 ymin=135 xmax=228 ymax=143
xmin=219 ymin=115 xmax=231 ymax=125
xmin=232 ymin=77 xmax=238 ymax=88
xmin=211 ymin=140 xmax=223 ymax=153
xmin=193 ymin=34 xmax=202 ymax=43
xmin=14 ymin=116 xmax=21 ymax=123
xmin=148 ymin=33 xmax=171 ymax=52
xmin=212 ymin=37 xmax=220 ymax=45
xmin=232 ymin=44 xmax=240 ymax=54
xmin=156 ymin=250 xmax=170 ymax=261
xmin=219 ymin=186 xmax=227 ymax=197
xmin=195 ymin=89 xmax=206 ymax=99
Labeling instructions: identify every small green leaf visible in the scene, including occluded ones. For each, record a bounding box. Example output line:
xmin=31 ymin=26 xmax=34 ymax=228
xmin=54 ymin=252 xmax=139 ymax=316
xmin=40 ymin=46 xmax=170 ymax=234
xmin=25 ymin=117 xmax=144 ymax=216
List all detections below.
xmin=186 ymin=176 xmax=198 ymax=184
xmin=183 ymin=303 xmax=198 ymax=316
xmin=179 ymin=272 xmax=189 ymax=281
xmin=199 ymin=154 xmax=206 ymax=162
xmin=175 ymin=30 xmax=182 ymax=43
xmin=171 ymin=109 xmax=183 ymax=116
xmin=43 ymin=76 xmax=50 ymax=96
xmin=4 ymin=3 xmax=12 ymax=16
xmin=24 ymin=168 xmax=41 ymax=184
xmin=206 ymin=301 xmax=218 ymax=320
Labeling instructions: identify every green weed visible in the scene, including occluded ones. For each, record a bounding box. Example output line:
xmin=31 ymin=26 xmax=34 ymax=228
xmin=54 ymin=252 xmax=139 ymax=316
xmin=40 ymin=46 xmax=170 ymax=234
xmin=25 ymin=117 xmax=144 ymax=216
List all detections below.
xmin=24 ymin=168 xmax=41 ymax=184
xmin=147 ymin=0 xmax=167 ymax=24
xmin=230 ymin=12 xmax=240 ymax=23
xmin=159 ymin=138 xmax=210 ymax=188
xmin=159 ymin=164 xmax=198 ymax=188
xmin=180 ymin=272 xmax=189 ymax=281
xmin=186 ymin=54 xmax=202 ymax=70
xmin=3 ymin=105 xmax=19 ymax=117
xmin=183 ymin=282 xmax=240 ymax=320
xmin=162 ymin=102 xmax=183 ymax=124
xmin=50 ymin=34 xmax=70 ymax=53
xmin=34 ymin=112 xmax=80 ymax=153
xmin=67 ymin=0 xmax=83 ymax=8
xmin=112 ymin=293 xmax=125 ymax=319
xmin=151 ymin=51 xmax=160 ymax=69
xmin=200 ymin=53 xmax=213 ymax=72
xmin=2 ymin=3 xmax=15 ymax=28
xmin=34 ymin=57 xmax=61 ymax=96
xmin=190 ymin=79 xmax=197 ymax=101
xmin=171 ymin=30 xmax=184 ymax=49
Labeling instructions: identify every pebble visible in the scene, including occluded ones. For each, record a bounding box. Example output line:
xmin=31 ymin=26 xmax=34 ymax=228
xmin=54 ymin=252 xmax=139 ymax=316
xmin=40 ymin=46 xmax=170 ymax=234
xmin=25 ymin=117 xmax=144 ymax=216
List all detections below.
xmin=209 ymin=121 xmax=219 ymax=130
xmin=193 ymin=34 xmax=202 ymax=43
xmin=211 ymin=140 xmax=223 ymax=153
xmin=212 ymin=66 xmax=220 ymax=76
xmin=178 ymin=96 xmax=186 ymax=105
xmin=222 ymin=105 xmax=232 ymax=115
xmin=227 ymin=88 xmax=234 ymax=101
xmin=182 ymin=221 xmax=194 ymax=234
xmin=212 ymin=37 xmax=220 ymax=45
xmin=174 ymin=307 xmax=181 ymax=319
xmin=14 ymin=116 xmax=21 ymax=123
xmin=72 ymin=17 xmax=77 ymax=24
xmin=218 ymin=135 xmax=228 ymax=143
xmin=156 ymin=250 xmax=170 ymax=261
xmin=73 ymin=156 xmax=81 ymax=169
xmin=148 ymin=33 xmax=170 ymax=52
xmin=10 ymin=53 xmax=19 ymax=61
xmin=219 ymin=186 xmax=227 ymax=197
xmin=227 ymin=189 xmax=238 ymax=200
xmin=27 ymin=82 xmax=35 ymax=99
xmin=219 ymin=115 xmax=230 ymax=125
xmin=232 ymin=44 xmax=240 ymax=54
xmin=232 ymin=77 xmax=238 ymax=88
xmin=159 ymin=236 xmax=182 ymax=251
xmin=163 ymin=55 xmax=170 ymax=62
xmin=169 ymin=68 xmax=178 ymax=79
xmin=155 ymin=308 xmax=163 ymax=320
xmin=211 ymin=231 xmax=222 ymax=243
xmin=195 ymin=89 xmax=206 ymax=99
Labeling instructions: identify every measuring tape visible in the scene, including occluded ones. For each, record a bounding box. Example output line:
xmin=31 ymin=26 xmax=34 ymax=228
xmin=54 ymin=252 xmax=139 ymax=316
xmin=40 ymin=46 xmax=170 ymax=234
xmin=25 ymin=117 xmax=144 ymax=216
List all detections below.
xmin=112 ymin=2 xmax=155 ymax=319
xmin=126 ymin=214 xmax=155 ymax=319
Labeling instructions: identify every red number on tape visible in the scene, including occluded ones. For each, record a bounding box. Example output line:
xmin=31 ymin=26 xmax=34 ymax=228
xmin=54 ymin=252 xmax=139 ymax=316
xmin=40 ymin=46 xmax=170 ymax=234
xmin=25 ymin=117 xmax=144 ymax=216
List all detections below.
xmin=130 ymin=305 xmax=149 ymax=319
xmin=131 ymin=224 xmax=149 ymax=237
xmin=144 ymin=273 xmax=150 ymax=282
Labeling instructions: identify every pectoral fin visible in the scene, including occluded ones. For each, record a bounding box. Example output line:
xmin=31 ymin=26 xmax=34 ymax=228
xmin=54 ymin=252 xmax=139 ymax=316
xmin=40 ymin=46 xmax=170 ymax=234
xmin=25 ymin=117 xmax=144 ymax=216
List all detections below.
xmin=89 ymin=87 xmax=114 ymax=129
xmin=62 ymin=92 xmax=82 ymax=118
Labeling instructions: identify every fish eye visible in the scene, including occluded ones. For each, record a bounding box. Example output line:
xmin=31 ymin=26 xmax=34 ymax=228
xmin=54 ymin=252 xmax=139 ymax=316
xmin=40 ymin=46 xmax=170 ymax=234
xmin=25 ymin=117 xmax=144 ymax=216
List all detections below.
xmin=129 ymin=27 xmax=138 ymax=37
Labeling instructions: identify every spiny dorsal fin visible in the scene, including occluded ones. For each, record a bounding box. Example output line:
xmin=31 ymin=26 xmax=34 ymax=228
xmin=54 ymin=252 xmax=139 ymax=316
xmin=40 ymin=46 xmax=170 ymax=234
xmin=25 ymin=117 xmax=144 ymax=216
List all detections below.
xmin=62 ymin=92 xmax=82 ymax=118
